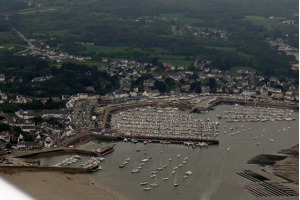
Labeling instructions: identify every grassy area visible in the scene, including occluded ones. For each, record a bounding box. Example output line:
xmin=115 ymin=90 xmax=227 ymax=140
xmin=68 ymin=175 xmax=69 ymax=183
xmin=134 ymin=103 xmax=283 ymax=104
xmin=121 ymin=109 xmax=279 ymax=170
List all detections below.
xmin=205 ymin=45 xmax=253 ymax=58
xmin=83 ymin=45 xmax=130 ymax=54
xmin=160 ymin=59 xmax=193 ymax=67
xmin=160 ymin=13 xmax=202 ymax=24
xmin=60 ymin=59 xmax=109 ymax=68
xmin=47 ymin=29 xmax=70 ymax=36
xmin=245 ymin=15 xmax=296 ymax=32
xmin=18 ymin=7 xmax=60 ymax=15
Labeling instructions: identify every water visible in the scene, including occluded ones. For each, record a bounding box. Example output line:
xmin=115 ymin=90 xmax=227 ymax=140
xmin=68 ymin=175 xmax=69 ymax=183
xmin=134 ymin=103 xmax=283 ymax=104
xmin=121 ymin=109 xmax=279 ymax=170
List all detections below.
xmin=39 ymin=105 xmax=299 ymax=200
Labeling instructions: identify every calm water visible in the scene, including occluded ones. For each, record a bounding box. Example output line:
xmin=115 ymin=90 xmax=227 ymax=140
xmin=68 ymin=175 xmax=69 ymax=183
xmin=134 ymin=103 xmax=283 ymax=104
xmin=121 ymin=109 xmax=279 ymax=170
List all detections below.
xmin=40 ymin=105 xmax=299 ymax=200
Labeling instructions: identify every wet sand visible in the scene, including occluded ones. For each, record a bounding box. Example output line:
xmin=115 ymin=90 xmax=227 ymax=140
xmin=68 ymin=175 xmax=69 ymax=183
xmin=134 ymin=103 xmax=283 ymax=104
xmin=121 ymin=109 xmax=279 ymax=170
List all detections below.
xmin=0 ymin=172 xmax=121 ymax=200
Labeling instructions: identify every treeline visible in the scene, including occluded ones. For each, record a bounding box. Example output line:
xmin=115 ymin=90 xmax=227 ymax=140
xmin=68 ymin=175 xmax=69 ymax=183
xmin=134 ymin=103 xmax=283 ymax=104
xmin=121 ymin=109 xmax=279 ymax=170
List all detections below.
xmin=0 ymin=51 xmax=120 ymax=97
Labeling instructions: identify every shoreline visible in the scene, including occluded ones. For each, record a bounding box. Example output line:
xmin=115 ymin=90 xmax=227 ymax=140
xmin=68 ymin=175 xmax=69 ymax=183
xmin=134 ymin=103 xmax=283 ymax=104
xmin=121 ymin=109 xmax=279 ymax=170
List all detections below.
xmin=247 ymin=144 xmax=299 ymax=184
xmin=0 ymin=172 xmax=121 ymax=200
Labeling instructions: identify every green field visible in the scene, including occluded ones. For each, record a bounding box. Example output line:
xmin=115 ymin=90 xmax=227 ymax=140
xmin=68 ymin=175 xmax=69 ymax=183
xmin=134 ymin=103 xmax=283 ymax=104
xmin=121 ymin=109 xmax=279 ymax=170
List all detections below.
xmin=205 ymin=46 xmax=253 ymax=58
xmin=47 ymin=29 xmax=70 ymax=36
xmin=245 ymin=15 xmax=296 ymax=32
xmin=83 ymin=45 xmax=130 ymax=54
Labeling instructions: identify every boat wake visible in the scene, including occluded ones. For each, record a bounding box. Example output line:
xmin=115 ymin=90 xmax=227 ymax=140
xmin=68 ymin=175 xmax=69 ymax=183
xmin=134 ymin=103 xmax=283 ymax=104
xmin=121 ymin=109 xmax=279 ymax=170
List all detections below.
xmin=199 ymin=152 xmax=226 ymax=200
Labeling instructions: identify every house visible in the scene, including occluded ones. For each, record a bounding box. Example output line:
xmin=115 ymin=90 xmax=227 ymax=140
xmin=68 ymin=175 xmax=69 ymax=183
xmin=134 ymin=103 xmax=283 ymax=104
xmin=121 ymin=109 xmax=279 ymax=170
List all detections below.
xmin=77 ymin=93 xmax=89 ymax=100
xmin=0 ymin=74 xmax=5 ymax=82
xmin=201 ymin=86 xmax=210 ymax=93
xmin=143 ymin=79 xmax=155 ymax=87
xmin=271 ymin=93 xmax=284 ymax=100
xmin=129 ymin=91 xmax=137 ymax=97
xmin=15 ymin=110 xmax=36 ymax=119
xmin=61 ymin=95 xmax=70 ymax=101
xmin=181 ymin=84 xmax=190 ymax=92
xmin=149 ymin=90 xmax=160 ymax=97
xmin=241 ymin=90 xmax=256 ymax=96
xmin=16 ymin=95 xmax=27 ymax=103
xmin=42 ymin=110 xmax=68 ymax=118
xmin=20 ymin=125 xmax=37 ymax=133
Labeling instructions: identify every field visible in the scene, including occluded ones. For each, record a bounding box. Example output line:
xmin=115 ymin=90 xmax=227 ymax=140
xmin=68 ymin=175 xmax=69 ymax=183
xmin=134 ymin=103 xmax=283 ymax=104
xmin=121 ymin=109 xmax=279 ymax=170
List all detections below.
xmin=160 ymin=13 xmax=202 ymax=24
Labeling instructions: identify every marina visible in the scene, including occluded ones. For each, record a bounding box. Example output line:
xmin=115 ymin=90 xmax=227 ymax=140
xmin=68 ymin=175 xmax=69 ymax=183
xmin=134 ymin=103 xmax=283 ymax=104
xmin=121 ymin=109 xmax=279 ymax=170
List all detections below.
xmin=87 ymin=104 xmax=298 ymax=200
xmin=111 ymin=107 xmax=219 ymax=144
xmin=4 ymin=104 xmax=298 ymax=200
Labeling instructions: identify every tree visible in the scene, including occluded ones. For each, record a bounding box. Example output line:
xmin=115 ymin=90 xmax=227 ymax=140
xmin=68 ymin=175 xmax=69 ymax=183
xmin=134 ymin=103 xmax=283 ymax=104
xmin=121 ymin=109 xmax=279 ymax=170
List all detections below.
xmin=190 ymin=81 xmax=202 ymax=93
xmin=154 ymin=81 xmax=167 ymax=93
xmin=0 ymin=123 xmax=10 ymax=131
xmin=208 ymin=78 xmax=217 ymax=93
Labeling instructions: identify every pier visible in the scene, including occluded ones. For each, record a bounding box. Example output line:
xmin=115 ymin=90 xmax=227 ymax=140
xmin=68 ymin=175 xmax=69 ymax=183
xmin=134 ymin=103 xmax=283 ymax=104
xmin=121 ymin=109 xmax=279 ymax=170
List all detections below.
xmin=14 ymin=146 xmax=114 ymax=158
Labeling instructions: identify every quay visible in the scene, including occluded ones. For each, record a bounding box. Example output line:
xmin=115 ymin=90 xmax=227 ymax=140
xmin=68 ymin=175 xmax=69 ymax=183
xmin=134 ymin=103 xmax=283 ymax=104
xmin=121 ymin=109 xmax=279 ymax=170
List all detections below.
xmin=0 ymin=165 xmax=96 ymax=174
xmin=191 ymin=98 xmax=298 ymax=112
xmin=120 ymin=135 xmax=219 ymax=145
xmin=0 ymin=146 xmax=114 ymax=174
xmin=14 ymin=146 xmax=114 ymax=158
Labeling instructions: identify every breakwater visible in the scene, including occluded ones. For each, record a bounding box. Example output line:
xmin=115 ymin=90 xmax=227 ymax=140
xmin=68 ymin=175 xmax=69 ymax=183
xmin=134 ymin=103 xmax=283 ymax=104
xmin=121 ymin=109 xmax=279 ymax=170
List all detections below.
xmin=15 ymin=146 xmax=114 ymax=158
xmin=0 ymin=165 xmax=95 ymax=174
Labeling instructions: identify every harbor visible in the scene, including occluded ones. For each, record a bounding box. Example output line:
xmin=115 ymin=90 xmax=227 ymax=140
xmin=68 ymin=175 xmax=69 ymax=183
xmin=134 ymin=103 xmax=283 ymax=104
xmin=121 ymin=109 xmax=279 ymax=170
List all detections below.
xmin=110 ymin=107 xmax=219 ymax=144
xmin=0 ymin=146 xmax=114 ymax=174
xmin=87 ymin=104 xmax=298 ymax=200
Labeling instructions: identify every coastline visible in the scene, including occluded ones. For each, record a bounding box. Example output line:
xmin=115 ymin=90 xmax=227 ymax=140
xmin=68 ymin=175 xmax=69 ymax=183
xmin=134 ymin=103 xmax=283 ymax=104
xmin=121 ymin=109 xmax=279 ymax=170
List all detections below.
xmin=247 ymin=144 xmax=299 ymax=184
xmin=0 ymin=172 xmax=121 ymax=200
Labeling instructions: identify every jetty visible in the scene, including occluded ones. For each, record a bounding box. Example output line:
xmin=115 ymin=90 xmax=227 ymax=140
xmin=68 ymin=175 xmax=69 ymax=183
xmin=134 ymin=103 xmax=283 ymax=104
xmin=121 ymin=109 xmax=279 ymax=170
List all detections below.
xmin=14 ymin=146 xmax=114 ymax=158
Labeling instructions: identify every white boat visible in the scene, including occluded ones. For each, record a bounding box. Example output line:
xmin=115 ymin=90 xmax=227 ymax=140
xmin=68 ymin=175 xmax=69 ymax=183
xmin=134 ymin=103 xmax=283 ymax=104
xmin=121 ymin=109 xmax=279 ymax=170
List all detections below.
xmin=150 ymin=174 xmax=156 ymax=178
xmin=140 ymin=182 xmax=148 ymax=185
xmin=150 ymin=176 xmax=159 ymax=187
xmin=150 ymin=183 xmax=158 ymax=187
xmin=143 ymin=187 xmax=151 ymax=191
xmin=173 ymin=172 xmax=179 ymax=187
xmin=163 ymin=177 xmax=169 ymax=181
xmin=119 ymin=164 xmax=125 ymax=168
xmin=131 ymin=169 xmax=140 ymax=173
xmin=176 ymin=154 xmax=181 ymax=158
xmin=172 ymin=170 xmax=176 ymax=174
xmin=227 ymin=147 xmax=230 ymax=151
xmin=185 ymin=171 xmax=192 ymax=176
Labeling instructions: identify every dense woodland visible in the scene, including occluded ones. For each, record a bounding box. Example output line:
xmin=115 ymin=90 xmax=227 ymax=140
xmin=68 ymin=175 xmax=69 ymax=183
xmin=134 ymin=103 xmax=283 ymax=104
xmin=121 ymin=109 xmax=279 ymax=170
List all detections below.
xmin=0 ymin=0 xmax=298 ymax=97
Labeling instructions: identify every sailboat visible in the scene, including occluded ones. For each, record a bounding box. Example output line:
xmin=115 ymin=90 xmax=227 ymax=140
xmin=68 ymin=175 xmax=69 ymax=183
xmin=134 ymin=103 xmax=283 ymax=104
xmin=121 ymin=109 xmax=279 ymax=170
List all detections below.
xmin=140 ymin=181 xmax=148 ymax=185
xmin=150 ymin=175 xmax=159 ymax=187
xmin=173 ymin=172 xmax=179 ymax=187
xmin=131 ymin=161 xmax=140 ymax=173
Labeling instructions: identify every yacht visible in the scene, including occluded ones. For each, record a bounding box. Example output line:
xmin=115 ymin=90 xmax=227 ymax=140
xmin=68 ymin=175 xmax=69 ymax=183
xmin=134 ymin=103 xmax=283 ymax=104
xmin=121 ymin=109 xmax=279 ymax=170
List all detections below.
xmin=150 ymin=174 xmax=156 ymax=178
xmin=119 ymin=164 xmax=125 ymax=168
xmin=185 ymin=171 xmax=193 ymax=176
xmin=131 ymin=169 xmax=140 ymax=173
xmin=173 ymin=172 xmax=179 ymax=187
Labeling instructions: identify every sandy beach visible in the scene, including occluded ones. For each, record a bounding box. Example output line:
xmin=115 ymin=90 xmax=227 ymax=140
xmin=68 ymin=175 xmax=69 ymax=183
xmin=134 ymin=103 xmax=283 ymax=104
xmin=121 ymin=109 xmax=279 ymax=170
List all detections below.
xmin=0 ymin=172 xmax=120 ymax=200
